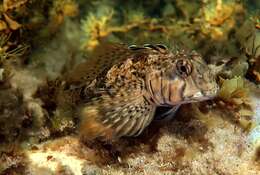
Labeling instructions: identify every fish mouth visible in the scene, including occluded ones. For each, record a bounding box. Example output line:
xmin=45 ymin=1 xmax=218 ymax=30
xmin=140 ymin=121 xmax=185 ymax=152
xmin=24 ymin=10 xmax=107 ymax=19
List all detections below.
xmin=181 ymin=96 xmax=214 ymax=105
xmin=192 ymin=94 xmax=216 ymax=101
xmin=183 ymin=87 xmax=219 ymax=104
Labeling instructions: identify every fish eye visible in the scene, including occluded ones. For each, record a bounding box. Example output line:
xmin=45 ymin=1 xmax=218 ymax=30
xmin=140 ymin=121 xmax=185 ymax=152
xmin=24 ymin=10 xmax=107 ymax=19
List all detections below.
xmin=176 ymin=59 xmax=192 ymax=78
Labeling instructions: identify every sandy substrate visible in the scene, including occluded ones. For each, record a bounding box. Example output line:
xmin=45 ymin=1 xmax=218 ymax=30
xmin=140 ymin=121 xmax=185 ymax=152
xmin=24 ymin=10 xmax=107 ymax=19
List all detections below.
xmin=24 ymin=94 xmax=260 ymax=175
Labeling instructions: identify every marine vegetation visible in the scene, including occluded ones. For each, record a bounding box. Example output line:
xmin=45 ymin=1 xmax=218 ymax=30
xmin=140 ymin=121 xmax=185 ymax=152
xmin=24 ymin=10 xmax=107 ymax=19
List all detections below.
xmin=0 ymin=0 xmax=259 ymax=174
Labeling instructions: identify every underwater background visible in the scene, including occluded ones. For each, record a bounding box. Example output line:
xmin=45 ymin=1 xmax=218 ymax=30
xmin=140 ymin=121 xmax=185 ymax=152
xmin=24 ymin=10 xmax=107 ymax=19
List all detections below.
xmin=0 ymin=0 xmax=260 ymax=174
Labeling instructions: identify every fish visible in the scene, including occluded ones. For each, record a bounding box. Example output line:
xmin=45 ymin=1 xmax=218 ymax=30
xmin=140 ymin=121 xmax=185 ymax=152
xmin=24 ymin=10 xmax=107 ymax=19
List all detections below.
xmin=57 ymin=43 xmax=219 ymax=141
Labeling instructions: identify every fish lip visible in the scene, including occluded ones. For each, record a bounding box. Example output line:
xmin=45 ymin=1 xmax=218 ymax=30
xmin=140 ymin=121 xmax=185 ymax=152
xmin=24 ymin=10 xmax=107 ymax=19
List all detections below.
xmin=171 ymin=93 xmax=216 ymax=105
xmin=201 ymin=89 xmax=219 ymax=100
xmin=189 ymin=95 xmax=215 ymax=102
xmin=198 ymin=94 xmax=216 ymax=101
xmin=182 ymin=89 xmax=218 ymax=103
xmin=203 ymin=85 xmax=220 ymax=98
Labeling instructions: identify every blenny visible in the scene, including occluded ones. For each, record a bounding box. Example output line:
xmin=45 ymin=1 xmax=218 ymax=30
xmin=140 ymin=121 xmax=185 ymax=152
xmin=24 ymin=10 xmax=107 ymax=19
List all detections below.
xmin=54 ymin=43 xmax=219 ymax=141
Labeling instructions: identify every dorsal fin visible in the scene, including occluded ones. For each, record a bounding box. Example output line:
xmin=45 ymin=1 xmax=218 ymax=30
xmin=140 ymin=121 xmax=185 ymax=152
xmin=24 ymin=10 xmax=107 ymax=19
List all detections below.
xmin=66 ymin=43 xmax=132 ymax=85
xmin=129 ymin=43 xmax=168 ymax=53
xmin=65 ymin=43 xmax=166 ymax=86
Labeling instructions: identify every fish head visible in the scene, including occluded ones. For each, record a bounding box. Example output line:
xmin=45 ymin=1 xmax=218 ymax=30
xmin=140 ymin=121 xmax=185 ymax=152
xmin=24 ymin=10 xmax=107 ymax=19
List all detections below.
xmin=147 ymin=50 xmax=219 ymax=105
xmin=179 ymin=51 xmax=219 ymax=102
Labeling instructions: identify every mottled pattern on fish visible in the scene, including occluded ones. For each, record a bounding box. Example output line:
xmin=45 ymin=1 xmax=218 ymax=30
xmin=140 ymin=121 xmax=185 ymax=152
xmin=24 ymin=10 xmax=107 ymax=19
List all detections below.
xmin=58 ymin=43 xmax=218 ymax=141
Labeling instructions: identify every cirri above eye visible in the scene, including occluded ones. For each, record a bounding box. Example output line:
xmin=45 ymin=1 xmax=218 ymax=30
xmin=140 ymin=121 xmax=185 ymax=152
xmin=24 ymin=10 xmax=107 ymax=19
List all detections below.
xmin=176 ymin=59 xmax=192 ymax=78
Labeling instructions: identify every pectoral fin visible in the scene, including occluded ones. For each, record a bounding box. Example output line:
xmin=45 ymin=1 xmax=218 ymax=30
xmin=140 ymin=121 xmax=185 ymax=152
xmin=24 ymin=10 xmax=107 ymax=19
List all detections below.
xmin=154 ymin=105 xmax=181 ymax=121
xmin=79 ymin=89 xmax=155 ymax=141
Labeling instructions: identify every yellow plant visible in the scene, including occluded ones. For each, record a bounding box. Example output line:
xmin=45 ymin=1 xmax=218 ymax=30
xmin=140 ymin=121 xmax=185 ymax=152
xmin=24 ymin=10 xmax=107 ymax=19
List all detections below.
xmin=81 ymin=6 xmax=114 ymax=50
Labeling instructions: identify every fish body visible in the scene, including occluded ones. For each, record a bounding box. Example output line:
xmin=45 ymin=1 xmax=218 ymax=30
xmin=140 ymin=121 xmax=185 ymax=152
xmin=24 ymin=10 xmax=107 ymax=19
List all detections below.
xmin=58 ymin=43 xmax=218 ymax=141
